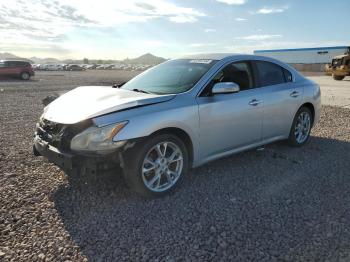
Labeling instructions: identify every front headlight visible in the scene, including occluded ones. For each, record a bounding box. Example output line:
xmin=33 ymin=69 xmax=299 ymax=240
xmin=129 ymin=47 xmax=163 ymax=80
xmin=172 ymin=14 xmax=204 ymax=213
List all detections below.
xmin=70 ymin=121 xmax=128 ymax=152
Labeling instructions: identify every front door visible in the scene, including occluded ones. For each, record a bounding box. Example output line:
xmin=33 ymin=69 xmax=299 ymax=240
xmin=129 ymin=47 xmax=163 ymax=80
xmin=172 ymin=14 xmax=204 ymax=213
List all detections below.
xmin=196 ymin=61 xmax=263 ymax=160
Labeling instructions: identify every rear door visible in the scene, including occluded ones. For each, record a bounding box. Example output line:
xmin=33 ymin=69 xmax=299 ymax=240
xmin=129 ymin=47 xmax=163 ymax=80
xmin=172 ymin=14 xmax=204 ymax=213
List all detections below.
xmin=5 ymin=61 xmax=21 ymax=76
xmin=196 ymin=61 xmax=263 ymax=159
xmin=254 ymin=60 xmax=303 ymax=140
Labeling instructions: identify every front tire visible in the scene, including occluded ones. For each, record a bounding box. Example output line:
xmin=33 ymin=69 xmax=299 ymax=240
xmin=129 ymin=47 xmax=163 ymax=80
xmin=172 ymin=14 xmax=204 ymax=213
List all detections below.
xmin=288 ymin=107 xmax=313 ymax=147
xmin=20 ymin=72 xmax=30 ymax=80
xmin=123 ymin=134 xmax=189 ymax=197
xmin=333 ymin=74 xmax=345 ymax=81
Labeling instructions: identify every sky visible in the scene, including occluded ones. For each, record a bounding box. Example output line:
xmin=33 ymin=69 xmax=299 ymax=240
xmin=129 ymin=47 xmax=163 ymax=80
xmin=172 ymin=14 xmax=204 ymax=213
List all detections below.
xmin=0 ymin=0 xmax=349 ymax=60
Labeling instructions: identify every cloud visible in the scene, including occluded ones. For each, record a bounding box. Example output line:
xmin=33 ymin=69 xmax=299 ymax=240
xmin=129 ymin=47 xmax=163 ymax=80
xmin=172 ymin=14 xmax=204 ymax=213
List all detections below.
xmin=134 ymin=2 xmax=157 ymax=11
xmin=216 ymin=0 xmax=247 ymax=5
xmin=63 ymin=0 xmax=206 ymax=25
xmin=189 ymin=43 xmax=218 ymax=48
xmin=169 ymin=16 xmax=198 ymax=23
xmin=254 ymin=6 xmax=289 ymax=14
xmin=204 ymin=28 xmax=217 ymax=33
xmin=0 ymin=0 xmax=205 ymax=57
xmin=236 ymin=34 xmax=283 ymax=41
xmin=143 ymin=40 xmax=164 ymax=47
xmin=235 ymin=18 xmax=247 ymax=21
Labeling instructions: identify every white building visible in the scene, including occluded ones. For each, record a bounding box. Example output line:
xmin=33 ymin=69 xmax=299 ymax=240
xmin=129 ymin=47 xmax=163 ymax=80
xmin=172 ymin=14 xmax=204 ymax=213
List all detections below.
xmin=254 ymin=46 xmax=349 ymax=64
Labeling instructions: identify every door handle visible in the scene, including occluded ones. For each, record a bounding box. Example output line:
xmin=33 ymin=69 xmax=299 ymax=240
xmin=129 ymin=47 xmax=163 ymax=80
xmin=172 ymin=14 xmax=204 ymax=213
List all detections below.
xmin=290 ymin=91 xmax=299 ymax=97
xmin=249 ymin=99 xmax=261 ymax=106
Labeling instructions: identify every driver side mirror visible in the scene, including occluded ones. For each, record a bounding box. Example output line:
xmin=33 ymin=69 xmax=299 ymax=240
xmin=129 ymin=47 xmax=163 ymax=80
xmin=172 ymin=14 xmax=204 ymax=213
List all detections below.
xmin=212 ymin=82 xmax=240 ymax=95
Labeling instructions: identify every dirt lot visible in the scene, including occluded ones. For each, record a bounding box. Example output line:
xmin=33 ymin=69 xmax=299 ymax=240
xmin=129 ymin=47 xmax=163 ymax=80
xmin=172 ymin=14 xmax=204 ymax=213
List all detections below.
xmin=305 ymin=74 xmax=350 ymax=108
xmin=1 ymin=71 xmax=350 ymax=261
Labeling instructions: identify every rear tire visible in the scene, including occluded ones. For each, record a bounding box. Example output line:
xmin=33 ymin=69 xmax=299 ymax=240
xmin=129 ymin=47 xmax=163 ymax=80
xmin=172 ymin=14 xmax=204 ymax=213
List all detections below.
xmin=288 ymin=107 xmax=313 ymax=147
xmin=20 ymin=72 xmax=30 ymax=80
xmin=123 ymin=134 xmax=189 ymax=197
xmin=333 ymin=74 xmax=344 ymax=81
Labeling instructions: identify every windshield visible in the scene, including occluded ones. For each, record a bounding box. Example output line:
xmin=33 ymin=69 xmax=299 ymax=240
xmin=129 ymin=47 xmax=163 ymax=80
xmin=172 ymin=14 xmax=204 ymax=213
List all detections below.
xmin=121 ymin=59 xmax=218 ymax=94
xmin=332 ymin=58 xmax=343 ymax=66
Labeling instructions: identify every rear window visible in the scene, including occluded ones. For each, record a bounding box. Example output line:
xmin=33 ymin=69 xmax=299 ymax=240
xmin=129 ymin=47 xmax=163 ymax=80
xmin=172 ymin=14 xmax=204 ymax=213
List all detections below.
xmin=5 ymin=61 xmax=30 ymax=67
xmin=256 ymin=61 xmax=287 ymax=87
xmin=283 ymin=68 xmax=293 ymax=82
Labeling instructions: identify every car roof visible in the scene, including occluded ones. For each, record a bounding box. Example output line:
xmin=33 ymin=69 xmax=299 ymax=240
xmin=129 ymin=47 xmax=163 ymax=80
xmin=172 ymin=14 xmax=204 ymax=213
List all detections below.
xmin=180 ymin=53 xmax=304 ymax=81
xmin=0 ymin=60 xmax=29 ymax=62
xmin=180 ymin=53 xmax=245 ymax=60
xmin=179 ymin=53 xmax=293 ymax=64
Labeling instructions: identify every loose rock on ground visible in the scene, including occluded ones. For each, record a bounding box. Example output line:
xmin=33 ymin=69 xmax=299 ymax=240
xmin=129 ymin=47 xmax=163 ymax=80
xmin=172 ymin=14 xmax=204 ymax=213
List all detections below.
xmin=1 ymin=71 xmax=350 ymax=261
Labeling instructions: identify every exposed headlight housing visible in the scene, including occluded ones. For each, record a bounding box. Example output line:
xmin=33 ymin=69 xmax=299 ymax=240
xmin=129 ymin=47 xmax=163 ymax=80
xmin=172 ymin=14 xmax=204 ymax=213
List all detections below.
xmin=70 ymin=121 xmax=128 ymax=153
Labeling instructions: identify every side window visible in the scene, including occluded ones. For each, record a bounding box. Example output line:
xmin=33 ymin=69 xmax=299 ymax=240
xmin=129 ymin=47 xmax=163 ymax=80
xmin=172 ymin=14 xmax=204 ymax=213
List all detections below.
xmin=16 ymin=61 xmax=26 ymax=67
xmin=0 ymin=62 xmax=5 ymax=68
xmin=7 ymin=61 xmax=17 ymax=67
xmin=4 ymin=61 xmax=11 ymax=67
xmin=256 ymin=61 xmax=286 ymax=86
xmin=213 ymin=62 xmax=254 ymax=91
xmin=283 ymin=68 xmax=293 ymax=82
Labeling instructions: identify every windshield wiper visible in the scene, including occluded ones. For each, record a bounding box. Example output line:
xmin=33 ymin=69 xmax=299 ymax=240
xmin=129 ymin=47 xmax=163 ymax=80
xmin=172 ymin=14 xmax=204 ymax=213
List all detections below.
xmin=132 ymin=88 xmax=151 ymax=94
xmin=112 ymin=82 xmax=126 ymax=88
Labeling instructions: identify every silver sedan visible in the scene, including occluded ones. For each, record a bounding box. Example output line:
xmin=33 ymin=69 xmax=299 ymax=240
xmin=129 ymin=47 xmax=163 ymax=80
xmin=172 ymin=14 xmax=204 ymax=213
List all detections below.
xmin=33 ymin=53 xmax=321 ymax=197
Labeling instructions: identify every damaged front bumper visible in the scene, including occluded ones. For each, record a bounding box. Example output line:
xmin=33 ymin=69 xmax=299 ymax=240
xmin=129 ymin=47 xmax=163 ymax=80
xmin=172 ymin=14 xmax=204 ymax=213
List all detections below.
xmin=33 ymin=135 xmax=75 ymax=169
xmin=33 ymin=135 xmax=124 ymax=172
xmin=32 ymin=117 xmax=140 ymax=173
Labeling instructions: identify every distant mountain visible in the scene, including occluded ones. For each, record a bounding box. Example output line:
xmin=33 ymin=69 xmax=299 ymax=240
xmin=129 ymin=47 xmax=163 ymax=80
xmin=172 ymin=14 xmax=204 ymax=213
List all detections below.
xmin=123 ymin=53 xmax=166 ymax=65
xmin=0 ymin=52 xmax=33 ymax=63
xmin=30 ymin=56 xmax=61 ymax=64
xmin=0 ymin=52 xmax=19 ymax=59
xmin=0 ymin=52 xmax=166 ymax=65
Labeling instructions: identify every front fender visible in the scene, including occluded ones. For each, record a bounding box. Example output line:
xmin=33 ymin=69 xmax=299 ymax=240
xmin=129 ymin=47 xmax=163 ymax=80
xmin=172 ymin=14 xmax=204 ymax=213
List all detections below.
xmin=93 ymin=96 xmax=201 ymax=166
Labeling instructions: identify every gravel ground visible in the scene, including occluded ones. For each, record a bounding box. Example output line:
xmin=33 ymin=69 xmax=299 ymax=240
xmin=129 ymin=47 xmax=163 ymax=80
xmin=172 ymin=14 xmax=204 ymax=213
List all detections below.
xmin=1 ymin=71 xmax=350 ymax=261
xmin=307 ymin=76 xmax=350 ymax=108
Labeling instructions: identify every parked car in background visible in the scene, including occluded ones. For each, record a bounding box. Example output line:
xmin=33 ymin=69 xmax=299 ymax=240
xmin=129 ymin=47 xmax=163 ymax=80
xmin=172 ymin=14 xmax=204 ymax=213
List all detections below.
xmin=32 ymin=64 xmax=40 ymax=70
xmin=95 ymin=65 xmax=103 ymax=70
xmin=97 ymin=64 xmax=113 ymax=70
xmin=33 ymin=54 xmax=321 ymax=197
xmin=38 ymin=64 xmax=49 ymax=70
xmin=46 ymin=64 xmax=64 ymax=71
xmin=66 ymin=64 xmax=85 ymax=71
xmin=87 ymin=64 xmax=99 ymax=70
xmin=0 ymin=60 xmax=35 ymax=80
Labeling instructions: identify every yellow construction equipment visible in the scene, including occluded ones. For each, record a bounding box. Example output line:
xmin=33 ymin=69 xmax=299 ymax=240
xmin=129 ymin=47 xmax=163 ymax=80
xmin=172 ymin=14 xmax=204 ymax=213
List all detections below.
xmin=325 ymin=49 xmax=350 ymax=80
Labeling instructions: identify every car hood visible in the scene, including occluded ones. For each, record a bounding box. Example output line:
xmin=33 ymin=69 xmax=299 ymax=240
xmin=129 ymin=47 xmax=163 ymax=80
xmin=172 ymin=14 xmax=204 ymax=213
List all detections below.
xmin=43 ymin=86 xmax=175 ymax=124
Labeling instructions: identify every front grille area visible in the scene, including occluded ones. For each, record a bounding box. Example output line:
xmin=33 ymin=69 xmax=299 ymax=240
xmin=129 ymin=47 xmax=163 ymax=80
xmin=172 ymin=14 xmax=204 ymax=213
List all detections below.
xmin=36 ymin=118 xmax=93 ymax=151
xmin=37 ymin=118 xmax=66 ymax=148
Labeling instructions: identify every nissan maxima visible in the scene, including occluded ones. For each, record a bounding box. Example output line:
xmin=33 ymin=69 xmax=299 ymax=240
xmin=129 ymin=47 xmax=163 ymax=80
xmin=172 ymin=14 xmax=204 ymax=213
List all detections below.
xmin=33 ymin=54 xmax=321 ymax=197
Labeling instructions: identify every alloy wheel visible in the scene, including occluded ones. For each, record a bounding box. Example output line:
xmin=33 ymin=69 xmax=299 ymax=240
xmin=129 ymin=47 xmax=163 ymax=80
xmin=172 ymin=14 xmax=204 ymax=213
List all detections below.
xmin=141 ymin=141 xmax=183 ymax=193
xmin=294 ymin=111 xmax=311 ymax=144
xmin=22 ymin=72 xmax=30 ymax=80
